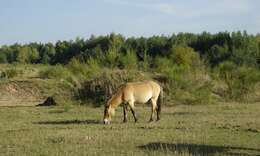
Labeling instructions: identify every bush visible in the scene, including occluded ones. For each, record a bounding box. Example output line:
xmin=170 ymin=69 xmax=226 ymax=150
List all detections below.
xmin=67 ymin=57 xmax=101 ymax=79
xmin=154 ymin=57 xmax=190 ymax=88
xmin=119 ymin=49 xmax=138 ymax=70
xmin=86 ymin=57 xmax=101 ymax=78
xmin=40 ymin=65 xmax=72 ymax=80
xmin=207 ymin=44 xmax=230 ymax=66
xmin=0 ymin=68 xmax=20 ymax=79
xmin=0 ymin=52 xmax=8 ymax=63
xmin=154 ymin=57 xmax=213 ymax=105
xmin=168 ymin=67 xmax=212 ymax=105
xmin=218 ymin=61 xmax=260 ymax=100
xmin=67 ymin=58 xmax=88 ymax=79
xmin=104 ymin=47 xmax=119 ymax=68
xmin=169 ymin=46 xmax=200 ymax=67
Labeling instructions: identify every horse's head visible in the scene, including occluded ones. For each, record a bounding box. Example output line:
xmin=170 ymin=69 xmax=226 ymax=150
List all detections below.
xmin=103 ymin=102 xmax=115 ymax=124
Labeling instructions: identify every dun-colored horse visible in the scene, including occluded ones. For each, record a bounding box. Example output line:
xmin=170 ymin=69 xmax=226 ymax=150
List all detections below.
xmin=103 ymin=81 xmax=163 ymax=124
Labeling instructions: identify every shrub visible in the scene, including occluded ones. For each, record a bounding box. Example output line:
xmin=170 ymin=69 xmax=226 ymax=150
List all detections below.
xmin=104 ymin=47 xmax=119 ymax=68
xmin=6 ymin=69 xmax=19 ymax=78
xmin=119 ymin=49 xmax=138 ymax=70
xmin=86 ymin=57 xmax=101 ymax=78
xmin=40 ymin=65 xmax=72 ymax=80
xmin=0 ymin=52 xmax=8 ymax=63
xmin=67 ymin=57 xmax=101 ymax=80
xmin=169 ymin=46 xmax=200 ymax=67
xmin=218 ymin=61 xmax=260 ymax=100
xmin=154 ymin=57 xmax=190 ymax=88
xmin=138 ymin=52 xmax=151 ymax=71
xmin=67 ymin=58 xmax=88 ymax=78
xmin=0 ymin=68 xmax=20 ymax=79
xmin=207 ymin=44 xmax=230 ymax=66
xmin=167 ymin=67 xmax=212 ymax=105
xmin=154 ymin=57 xmax=213 ymax=105
xmin=154 ymin=57 xmax=173 ymax=73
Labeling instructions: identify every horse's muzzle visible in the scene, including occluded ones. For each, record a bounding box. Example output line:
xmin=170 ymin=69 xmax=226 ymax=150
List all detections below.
xmin=103 ymin=119 xmax=110 ymax=124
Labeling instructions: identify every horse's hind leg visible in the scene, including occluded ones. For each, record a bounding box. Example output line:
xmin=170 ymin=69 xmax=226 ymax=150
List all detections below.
xmin=156 ymin=106 xmax=160 ymax=121
xmin=149 ymin=98 xmax=157 ymax=122
xmin=123 ymin=103 xmax=128 ymax=123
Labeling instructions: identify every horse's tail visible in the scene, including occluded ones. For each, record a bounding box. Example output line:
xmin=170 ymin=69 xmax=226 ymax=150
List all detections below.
xmin=157 ymin=86 xmax=163 ymax=120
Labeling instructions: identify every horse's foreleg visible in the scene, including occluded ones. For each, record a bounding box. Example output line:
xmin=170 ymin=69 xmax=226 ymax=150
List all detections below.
xmin=123 ymin=103 xmax=128 ymax=123
xmin=130 ymin=107 xmax=138 ymax=123
xmin=128 ymin=101 xmax=137 ymax=122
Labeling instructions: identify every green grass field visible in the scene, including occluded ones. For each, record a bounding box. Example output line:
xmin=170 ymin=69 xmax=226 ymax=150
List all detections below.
xmin=0 ymin=103 xmax=259 ymax=156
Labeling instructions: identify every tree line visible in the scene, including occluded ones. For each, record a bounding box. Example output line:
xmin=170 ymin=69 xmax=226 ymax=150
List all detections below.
xmin=0 ymin=31 xmax=260 ymax=69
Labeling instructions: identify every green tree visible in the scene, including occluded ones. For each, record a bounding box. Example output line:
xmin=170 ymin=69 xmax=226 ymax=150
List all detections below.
xmin=0 ymin=52 xmax=8 ymax=63
xmin=119 ymin=49 xmax=138 ymax=70
xmin=207 ymin=44 xmax=230 ymax=66
xmin=170 ymin=46 xmax=200 ymax=67
xmin=104 ymin=47 xmax=119 ymax=68
xmin=15 ymin=46 xmax=39 ymax=64
xmin=30 ymin=47 xmax=40 ymax=63
xmin=108 ymin=33 xmax=124 ymax=51
xmin=40 ymin=44 xmax=56 ymax=64
xmin=16 ymin=46 xmax=30 ymax=63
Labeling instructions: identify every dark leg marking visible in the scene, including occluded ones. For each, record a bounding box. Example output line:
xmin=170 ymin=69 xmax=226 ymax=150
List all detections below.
xmin=123 ymin=103 xmax=127 ymax=123
xmin=130 ymin=107 xmax=138 ymax=122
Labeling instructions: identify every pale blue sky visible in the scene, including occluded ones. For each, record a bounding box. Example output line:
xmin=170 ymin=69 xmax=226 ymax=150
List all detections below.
xmin=0 ymin=0 xmax=259 ymax=45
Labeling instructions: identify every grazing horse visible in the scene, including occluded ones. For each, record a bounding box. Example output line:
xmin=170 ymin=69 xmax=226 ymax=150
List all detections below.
xmin=103 ymin=81 xmax=163 ymax=124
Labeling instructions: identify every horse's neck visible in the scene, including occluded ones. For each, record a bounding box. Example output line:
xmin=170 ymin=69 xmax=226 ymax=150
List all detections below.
xmin=110 ymin=92 xmax=122 ymax=108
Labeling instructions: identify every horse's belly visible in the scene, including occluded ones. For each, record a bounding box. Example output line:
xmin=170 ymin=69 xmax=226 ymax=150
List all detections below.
xmin=134 ymin=91 xmax=152 ymax=103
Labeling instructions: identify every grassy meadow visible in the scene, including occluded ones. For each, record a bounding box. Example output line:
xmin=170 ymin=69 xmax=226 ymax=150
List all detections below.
xmin=0 ymin=102 xmax=259 ymax=156
xmin=1 ymin=32 xmax=260 ymax=155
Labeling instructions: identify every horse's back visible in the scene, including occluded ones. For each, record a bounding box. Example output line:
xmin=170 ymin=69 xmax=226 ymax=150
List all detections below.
xmin=123 ymin=81 xmax=159 ymax=92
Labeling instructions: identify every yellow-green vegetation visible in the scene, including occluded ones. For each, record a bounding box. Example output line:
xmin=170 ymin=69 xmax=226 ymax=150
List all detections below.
xmin=1 ymin=32 xmax=260 ymax=104
xmin=0 ymin=64 xmax=260 ymax=155
xmin=0 ymin=103 xmax=259 ymax=156
xmin=1 ymin=32 xmax=260 ymax=155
